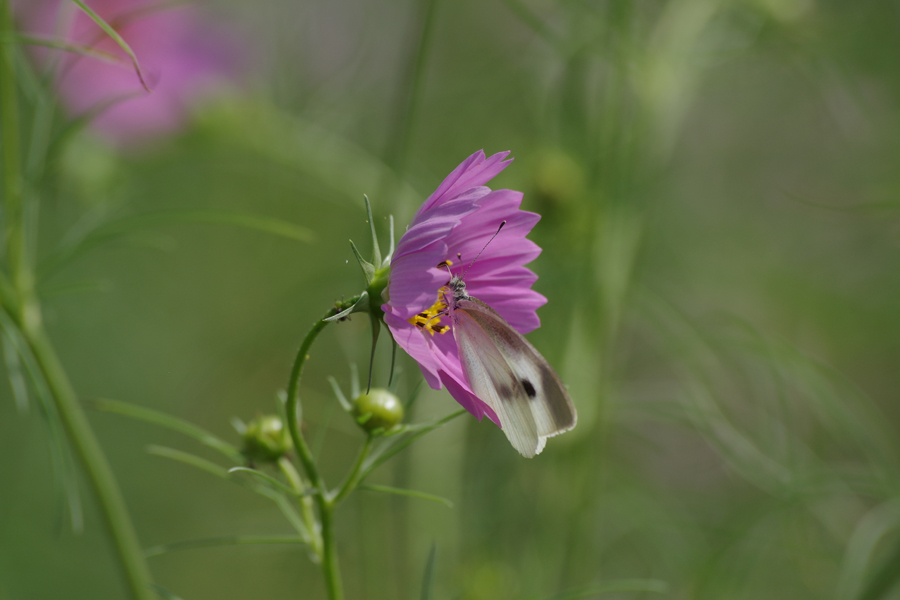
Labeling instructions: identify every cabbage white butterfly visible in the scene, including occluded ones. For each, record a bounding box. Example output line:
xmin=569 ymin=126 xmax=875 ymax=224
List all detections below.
xmin=443 ymin=223 xmax=577 ymax=457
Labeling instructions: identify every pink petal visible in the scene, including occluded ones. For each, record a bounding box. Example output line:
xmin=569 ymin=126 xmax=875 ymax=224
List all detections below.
xmin=413 ymin=151 xmax=513 ymax=219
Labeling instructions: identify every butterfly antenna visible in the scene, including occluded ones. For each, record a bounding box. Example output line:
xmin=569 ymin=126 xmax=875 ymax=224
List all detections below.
xmin=460 ymin=220 xmax=505 ymax=280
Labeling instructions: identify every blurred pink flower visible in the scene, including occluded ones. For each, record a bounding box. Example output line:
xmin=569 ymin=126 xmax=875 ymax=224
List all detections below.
xmin=383 ymin=150 xmax=546 ymax=425
xmin=18 ymin=0 xmax=242 ymax=145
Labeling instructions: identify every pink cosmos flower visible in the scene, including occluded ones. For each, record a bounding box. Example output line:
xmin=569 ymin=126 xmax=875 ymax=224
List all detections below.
xmin=18 ymin=0 xmax=241 ymax=145
xmin=382 ymin=150 xmax=547 ymax=426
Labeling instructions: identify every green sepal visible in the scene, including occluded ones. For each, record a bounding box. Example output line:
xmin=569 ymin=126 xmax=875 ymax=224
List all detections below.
xmin=385 ymin=214 xmax=395 ymax=265
xmin=364 ymin=194 xmax=382 ymax=267
xmin=366 ymin=315 xmax=380 ymax=393
xmin=350 ymin=239 xmax=375 ymax=285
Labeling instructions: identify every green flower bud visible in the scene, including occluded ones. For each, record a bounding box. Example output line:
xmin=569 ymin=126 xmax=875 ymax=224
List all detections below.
xmin=241 ymin=415 xmax=293 ymax=463
xmin=352 ymin=389 xmax=403 ymax=433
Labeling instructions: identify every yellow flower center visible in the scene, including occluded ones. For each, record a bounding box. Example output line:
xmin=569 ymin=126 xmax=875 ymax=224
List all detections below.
xmin=408 ymin=287 xmax=451 ymax=335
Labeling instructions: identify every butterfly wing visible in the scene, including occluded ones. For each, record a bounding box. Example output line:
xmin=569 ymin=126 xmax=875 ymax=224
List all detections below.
xmin=452 ymin=298 xmax=577 ymax=457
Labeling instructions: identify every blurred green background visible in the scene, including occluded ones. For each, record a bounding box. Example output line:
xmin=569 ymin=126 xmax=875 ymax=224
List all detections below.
xmin=2 ymin=0 xmax=900 ymax=598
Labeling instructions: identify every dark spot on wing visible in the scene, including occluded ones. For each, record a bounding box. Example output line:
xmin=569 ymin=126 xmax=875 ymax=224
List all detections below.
xmin=498 ymin=384 xmax=516 ymax=401
xmin=521 ymin=379 xmax=537 ymax=398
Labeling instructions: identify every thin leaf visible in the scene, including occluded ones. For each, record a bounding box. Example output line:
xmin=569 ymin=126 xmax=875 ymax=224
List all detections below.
xmin=150 ymin=584 xmax=184 ymax=600
xmin=230 ymin=417 xmax=247 ymax=435
xmin=836 ymin=499 xmax=900 ymax=600
xmin=364 ymin=194 xmax=382 ymax=266
xmin=48 ymin=90 xmax=144 ymax=160
xmin=227 ymin=467 xmax=309 ymax=498
xmin=87 ymin=397 xmax=242 ymax=461
xmin=146 ymin=445 xmax=229 ymax=479
xmin=420 ymin=543 xmax=437 ymax=600
xmin=267 ymin=491 xmax=312 ymax=544
xmin=0 ymin=308 xmax=83 ymax=532
xmin=359 ymin=409 xmax=466 ymax=479
xmin=501 ymin=0 xmax=567 ymax=53
xmin=12 ymin=34 xmax=126 ymax=66
xmin=388 ymin=336 xmax=399 ymax=389
xmin=859 ymin=537 xmax=900 ymax=600
xmin=145 ymin=534 xmax=305 ymax=558
xmin=531 ymin=579 xmax=670 ymax=600
xmin=360 ymin=484 xmax=453 ymax=508
xmin=3 ymin=332 xmax=29 ymax=413
xmin=327 ymin=376 xmax=353 ymax=412
xmin=69 ymin=0 xmax=152 ymax=92
xmin=312 ymin=389 xmax=339 ymax=459
xmin=402 ymin=377 xmax=424 ymax=411
xmin=367 ymin=316 xmax=380 ymax=393
xmin=40 ymin=209 xmax=314 ymax=280
xmin=198 ymin=101 xmax=421 ymax=211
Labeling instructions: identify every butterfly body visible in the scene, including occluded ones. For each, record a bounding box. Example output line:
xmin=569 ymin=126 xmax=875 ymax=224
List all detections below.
xmin=445 ymin=275 xmax=577 ymax=457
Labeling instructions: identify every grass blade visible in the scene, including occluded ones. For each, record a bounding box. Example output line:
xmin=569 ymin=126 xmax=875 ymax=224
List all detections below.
xmin=40 ymin=209 xmax=314 ymax=279
xmin=228 ymin=467 xmax=307 ymax=497
xmin=420 ymin=543 xmax=437 ymax=600
xmin=359 ymin=484 xmax=453 ymax=508
xmin=146 ymin=445 xmax=229 ymax=479
xmin=69 ymin=0 xmax=151 ymax=92
xmin=150 ymin=584 xmax=184 ymax=600
xmin=11 ymin=33 xmax=126 ymax=65
xmin=2 ymin=331 xmax=29 ymax=413
xmin=145 ymin=534 xmax=306 ymax=558
xmin=837 ymin=499 xmax=900 ymax=600
xmin=859 ymin=537 xmax=900 ymax=600
xmin=359 ymin=409 xmax=465 ymax=479
xmin=87 ymin=398 xmax=242 ymax=462
xmin=0 ymin=309 xmax=83 ymax=532
xmin=534 ymin=579 xmax=669 ymax=600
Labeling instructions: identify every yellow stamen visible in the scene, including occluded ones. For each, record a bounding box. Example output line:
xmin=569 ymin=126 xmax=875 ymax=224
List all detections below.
xmin=408 ymin=287 xmax=451 ymax=336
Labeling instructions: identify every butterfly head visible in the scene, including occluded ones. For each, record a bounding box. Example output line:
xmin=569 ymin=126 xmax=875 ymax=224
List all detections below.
xmin=448 ymin=274 xmax=469 ymax=304
xmin=437 ymin=261 xmax=469 ymax=304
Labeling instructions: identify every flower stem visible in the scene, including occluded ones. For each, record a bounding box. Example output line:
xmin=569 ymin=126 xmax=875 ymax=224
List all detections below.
xmin=332 ymin=434 xmax=373 ymax=505
xmin=284 ymin=299 xmax=358 ymax=600
xmin=0 ymin=0 xmax=26 ymax=300
xmin=278 ymin=456 xmax=322 ymax=559
xmin=1 ymin=7 xmax=152 ymax=597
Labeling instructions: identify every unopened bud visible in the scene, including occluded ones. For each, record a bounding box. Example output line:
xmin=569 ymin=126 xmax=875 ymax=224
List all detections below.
xmin=241 ymin=415 xmax=293 ymax=463
xmin=352 ymin=389 xmax=403 ymax=433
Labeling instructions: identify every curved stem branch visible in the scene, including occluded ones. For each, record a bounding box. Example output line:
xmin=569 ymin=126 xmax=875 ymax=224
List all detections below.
xmin=284 ymin=297 xmax=359 ymax=600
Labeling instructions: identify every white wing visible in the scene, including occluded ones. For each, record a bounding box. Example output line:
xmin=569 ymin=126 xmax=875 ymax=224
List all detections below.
xmin=452 ymin=298 xmax=577 ymax=457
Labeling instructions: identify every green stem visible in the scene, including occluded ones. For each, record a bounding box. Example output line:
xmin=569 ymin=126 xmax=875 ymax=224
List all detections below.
xmin=1 ymin=7 xmax=151 ymax=596
xmin=22 ymin=321 xmax=154 ymax=599
xmin=0 ymin=0 xmax=26 ymax=301
xmin=285 ymin=300 xmax=357 ymax=600
xmin=333 ymin=435 xmax=373 ymax=505
xmin=278 ymin=456 xmax=322 ymax=559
